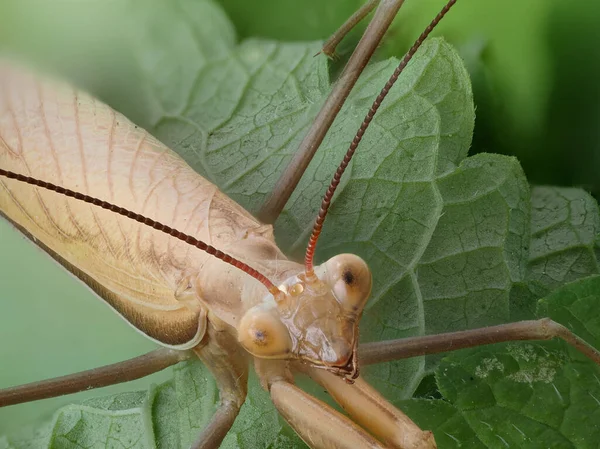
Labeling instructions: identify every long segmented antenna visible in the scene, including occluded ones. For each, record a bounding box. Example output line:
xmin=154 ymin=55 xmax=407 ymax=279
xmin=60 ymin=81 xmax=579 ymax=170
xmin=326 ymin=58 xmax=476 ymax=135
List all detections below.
xmin=304 ymin=0 xmax=457 ymax=276
xmin=0 ymin=169 xmax=282 ymax=298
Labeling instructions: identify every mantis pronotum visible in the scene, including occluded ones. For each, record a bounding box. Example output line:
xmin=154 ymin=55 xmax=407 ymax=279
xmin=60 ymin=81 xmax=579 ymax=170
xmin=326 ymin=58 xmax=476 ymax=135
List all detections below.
xmin=1 ymin=0 xmax=600 ymax=448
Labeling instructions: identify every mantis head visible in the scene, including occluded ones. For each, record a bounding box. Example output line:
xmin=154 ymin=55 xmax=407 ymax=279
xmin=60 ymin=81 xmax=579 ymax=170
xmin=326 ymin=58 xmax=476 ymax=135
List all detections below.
xmin=238 ymin=254 xmax=372 ymax=381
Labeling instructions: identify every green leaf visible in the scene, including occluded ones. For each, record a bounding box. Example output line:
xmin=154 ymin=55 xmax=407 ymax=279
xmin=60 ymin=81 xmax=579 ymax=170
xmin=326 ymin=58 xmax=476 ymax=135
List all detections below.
xmin=405 ymin=341 xmax=600 ymax=449
xmin=400 ymin=399 xmax=486 ymax=449
xmin=121 ymin=0 xmax=529 ymax=404
xmin=121 ymin=0 xmax=529 ymax=406
xmin=529 ymin=187 xmax=600 ymax=292
xmin=401 ymin=276 xmax=600 ymax=448
xmin=510 ymin=187 xmax=600 ymax=322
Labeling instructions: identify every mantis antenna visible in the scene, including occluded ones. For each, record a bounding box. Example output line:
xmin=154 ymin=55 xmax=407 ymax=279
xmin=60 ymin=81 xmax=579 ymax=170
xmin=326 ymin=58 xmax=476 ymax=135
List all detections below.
xmin=304 ymin=0 xmax=457 ymax=276
xmin=0 ymin=168 xmax=282 ymax=298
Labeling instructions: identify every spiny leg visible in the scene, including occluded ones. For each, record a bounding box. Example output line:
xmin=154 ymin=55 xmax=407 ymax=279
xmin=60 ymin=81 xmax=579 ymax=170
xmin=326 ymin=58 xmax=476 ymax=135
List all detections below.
xmin=190 ymin=322 xmax=248 ymax=449
xmin=305 ymin=366 xmax=435 ymax=449
xmin=272 ymin=381 xmax=390 ymax=449
xmin=258 ymin=0 xmax=407 ymax=223
xmin=256 ymin=359 xmax=388 ymax=449
xmin=319 ymin=0 xmax=381 ymax=59
xmin=358 ymin=318 xmax=600 ymax=366
xmin=0 ymin=348 xmax=191 ymax=407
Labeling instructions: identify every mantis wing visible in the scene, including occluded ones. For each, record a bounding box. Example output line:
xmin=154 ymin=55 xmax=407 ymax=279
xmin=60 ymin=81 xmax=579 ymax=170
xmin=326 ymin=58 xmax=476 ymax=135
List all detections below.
xmin=0 ymin=63 xmax=265 ymax=348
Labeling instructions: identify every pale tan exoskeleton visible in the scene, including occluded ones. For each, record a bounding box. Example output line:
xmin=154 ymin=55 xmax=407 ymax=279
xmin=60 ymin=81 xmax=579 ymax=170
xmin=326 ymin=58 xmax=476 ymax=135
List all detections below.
xmin=1 ymin=1 xmax=600 ymax=448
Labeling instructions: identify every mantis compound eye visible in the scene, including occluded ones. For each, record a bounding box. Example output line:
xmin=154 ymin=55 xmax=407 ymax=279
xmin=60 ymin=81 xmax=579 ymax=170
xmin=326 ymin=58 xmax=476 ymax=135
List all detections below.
xmin=238 ymin=306 xmax=293 ymax=358
xmin=324 ymin=254 xmax=372 ymax=313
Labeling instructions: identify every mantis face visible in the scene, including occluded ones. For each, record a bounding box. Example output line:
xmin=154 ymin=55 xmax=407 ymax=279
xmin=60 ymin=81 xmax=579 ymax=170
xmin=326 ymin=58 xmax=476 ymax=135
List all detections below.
xmin=238 ymin=254 xmax=372 ymax=380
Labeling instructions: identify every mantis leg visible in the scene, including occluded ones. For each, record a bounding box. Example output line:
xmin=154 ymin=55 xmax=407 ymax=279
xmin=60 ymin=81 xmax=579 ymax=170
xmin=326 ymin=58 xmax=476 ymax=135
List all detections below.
xmin=358 ymin=318 xmax=600 ymax=366
xmin=256 ymin=359 xmax=387 ymax=449
xmin=0 ymin=348 xmax=191 ymax=407
xmin=190 ymin=318 xmax=248 ymax=449
xmin=271 ymin=380 xmax=388 ymax=449
xmin=307 ymin=367 xmax=435 ymax=449
xmin=320 ymin=0 xmax=381 ymax=58
xmin=258 ymin=0 xmax=406 ymax=223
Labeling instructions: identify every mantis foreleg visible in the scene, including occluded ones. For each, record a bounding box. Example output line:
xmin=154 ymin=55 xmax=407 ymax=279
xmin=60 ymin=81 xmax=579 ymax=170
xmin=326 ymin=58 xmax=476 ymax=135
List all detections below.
xmin=270 ymin=380 xmax=387 ymax=449
xmin=306 ymin=367 xmax=435 ymax=449
xmin=190 ymin=315 xmax=248 ymax=449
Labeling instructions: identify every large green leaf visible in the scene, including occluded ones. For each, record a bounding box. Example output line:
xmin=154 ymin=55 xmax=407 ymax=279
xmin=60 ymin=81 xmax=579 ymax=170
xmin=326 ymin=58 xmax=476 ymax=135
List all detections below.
xmin=121 ymin=0 xmax=532 ymax=405
xmin=1 ymin=0 xmax=600 ymax=448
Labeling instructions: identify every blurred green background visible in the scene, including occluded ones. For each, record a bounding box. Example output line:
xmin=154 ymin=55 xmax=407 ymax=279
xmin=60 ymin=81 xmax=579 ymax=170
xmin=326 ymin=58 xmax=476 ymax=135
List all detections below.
xmin=0 ymin=0 xmax=599 ymax=434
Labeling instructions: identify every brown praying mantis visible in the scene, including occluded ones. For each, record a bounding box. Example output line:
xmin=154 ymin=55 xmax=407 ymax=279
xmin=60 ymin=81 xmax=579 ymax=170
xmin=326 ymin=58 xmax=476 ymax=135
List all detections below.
xmin=1 ymin=0 xmax=600 ymax=448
